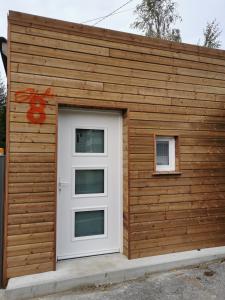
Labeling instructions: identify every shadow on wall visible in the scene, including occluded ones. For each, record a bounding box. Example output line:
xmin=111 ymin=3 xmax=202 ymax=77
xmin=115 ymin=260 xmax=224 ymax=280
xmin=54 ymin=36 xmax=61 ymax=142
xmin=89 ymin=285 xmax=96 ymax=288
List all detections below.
xmin=0 ymin=155 xmax=5 ymax=288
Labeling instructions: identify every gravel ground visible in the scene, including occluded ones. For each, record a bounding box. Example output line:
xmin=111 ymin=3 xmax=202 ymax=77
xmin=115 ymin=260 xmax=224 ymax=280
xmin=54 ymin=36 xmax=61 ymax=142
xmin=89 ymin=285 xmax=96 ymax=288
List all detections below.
xmin=35 ymin=259 xmax=225 ymax=300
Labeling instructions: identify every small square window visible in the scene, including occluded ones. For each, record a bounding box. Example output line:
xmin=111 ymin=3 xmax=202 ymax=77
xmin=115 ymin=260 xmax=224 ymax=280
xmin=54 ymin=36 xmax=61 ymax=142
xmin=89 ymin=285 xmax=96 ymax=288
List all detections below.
xmin=75 ymin=129 xmax=104 ymax=153
xmin=156 ymin=136 xmax=175 ymax=172
xmin=74 ymin=210 xmax=105 ymax=238
xmin=75 ymin=169 xmax=105 ymax=195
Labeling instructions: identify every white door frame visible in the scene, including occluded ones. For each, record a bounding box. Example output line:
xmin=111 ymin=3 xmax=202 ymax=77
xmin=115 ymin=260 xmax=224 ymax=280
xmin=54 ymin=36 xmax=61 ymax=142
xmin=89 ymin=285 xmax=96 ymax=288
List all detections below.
xmin=56 ymin=108 xmax=123 ymax=260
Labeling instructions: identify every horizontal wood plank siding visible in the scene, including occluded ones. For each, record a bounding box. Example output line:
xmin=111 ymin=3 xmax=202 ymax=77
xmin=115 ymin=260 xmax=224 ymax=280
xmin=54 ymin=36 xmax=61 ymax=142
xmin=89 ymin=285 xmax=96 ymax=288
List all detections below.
xmin=5 ymin=10 xmax=225 ymax=279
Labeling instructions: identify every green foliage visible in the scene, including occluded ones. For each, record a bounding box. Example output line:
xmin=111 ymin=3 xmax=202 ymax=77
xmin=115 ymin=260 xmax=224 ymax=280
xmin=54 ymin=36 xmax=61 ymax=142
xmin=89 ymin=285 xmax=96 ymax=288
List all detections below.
xmin=167 ymin=28 xmax=182 ymax=43
xmin=203 ymin=19 xmax=222 ymax=49
xmin=131 ymin=0 xmax=182 ymax=42
xmin=0 ymin=75 xmax=6 ymax=149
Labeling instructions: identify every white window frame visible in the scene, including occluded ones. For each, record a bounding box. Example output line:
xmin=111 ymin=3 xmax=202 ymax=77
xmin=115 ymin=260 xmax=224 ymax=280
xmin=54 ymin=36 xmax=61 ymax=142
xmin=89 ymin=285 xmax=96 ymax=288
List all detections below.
xmin=72 ymin=166 xmax=108 ymax=198
xmin=72 ymin=206 xmax=108 ymax=241
xmin=73 ymin=126 xmax=108 ymax=157
xmin=156 ymin=136 xmax=175 ymax=172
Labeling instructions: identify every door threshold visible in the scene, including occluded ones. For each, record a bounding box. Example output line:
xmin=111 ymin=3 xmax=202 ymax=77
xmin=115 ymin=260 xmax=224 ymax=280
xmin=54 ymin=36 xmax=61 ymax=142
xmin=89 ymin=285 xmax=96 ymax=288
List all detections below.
xmin=57 ymin=249 xmax=120 ymax=260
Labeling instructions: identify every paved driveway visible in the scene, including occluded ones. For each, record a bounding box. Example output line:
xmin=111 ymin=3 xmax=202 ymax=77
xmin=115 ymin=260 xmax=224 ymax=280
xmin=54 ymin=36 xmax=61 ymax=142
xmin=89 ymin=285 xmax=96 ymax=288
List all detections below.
xmin=36 ymin=259 xmax=225 ymax=300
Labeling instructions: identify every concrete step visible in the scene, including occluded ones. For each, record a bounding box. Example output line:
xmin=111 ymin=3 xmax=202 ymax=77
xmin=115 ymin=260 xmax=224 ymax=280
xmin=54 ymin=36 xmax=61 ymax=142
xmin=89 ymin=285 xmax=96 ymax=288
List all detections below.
xmin=3 ymin=246 xmax=225 ymax=300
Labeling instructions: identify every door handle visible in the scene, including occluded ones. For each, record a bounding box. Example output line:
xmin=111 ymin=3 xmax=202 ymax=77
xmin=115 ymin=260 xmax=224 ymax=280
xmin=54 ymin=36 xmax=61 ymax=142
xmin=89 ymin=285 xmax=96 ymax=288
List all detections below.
xmin=58 ymin=178 xmax=69 ymax=191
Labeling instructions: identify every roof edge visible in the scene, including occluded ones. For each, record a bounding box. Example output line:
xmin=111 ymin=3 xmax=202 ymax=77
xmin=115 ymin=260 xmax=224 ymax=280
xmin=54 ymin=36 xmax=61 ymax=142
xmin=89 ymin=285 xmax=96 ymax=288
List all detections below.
xmin=8 ymin=10 xmax=225 ymax=59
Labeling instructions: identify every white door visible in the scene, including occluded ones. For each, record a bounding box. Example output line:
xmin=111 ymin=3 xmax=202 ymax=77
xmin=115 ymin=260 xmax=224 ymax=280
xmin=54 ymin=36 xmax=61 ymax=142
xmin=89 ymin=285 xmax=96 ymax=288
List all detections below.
xmin=57 ymin=109 xmax=122 ymax=259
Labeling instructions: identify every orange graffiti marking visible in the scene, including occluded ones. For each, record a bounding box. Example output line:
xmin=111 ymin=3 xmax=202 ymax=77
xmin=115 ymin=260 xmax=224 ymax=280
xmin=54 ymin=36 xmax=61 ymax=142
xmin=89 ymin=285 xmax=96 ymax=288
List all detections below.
xmin=15 ymin=88 xmax=54 ymax=124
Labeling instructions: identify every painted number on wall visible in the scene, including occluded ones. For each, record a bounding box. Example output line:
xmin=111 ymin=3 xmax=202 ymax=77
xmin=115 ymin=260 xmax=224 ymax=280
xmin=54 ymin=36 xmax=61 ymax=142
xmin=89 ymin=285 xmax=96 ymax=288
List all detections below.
xmin=15 ymin=88 xmax=54 ymax=124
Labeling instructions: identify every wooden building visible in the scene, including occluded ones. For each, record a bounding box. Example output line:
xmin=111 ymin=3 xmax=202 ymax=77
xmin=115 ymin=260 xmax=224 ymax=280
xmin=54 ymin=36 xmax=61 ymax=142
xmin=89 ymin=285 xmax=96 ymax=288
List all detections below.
xmin=4 ymin=10 xmax=225 ymax=283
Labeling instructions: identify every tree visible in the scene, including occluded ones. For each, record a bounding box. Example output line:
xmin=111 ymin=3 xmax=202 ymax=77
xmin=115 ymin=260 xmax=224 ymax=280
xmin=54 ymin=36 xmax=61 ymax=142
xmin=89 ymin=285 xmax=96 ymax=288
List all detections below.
xmin=167 ymin=28 xmax=182 ymax=43
xmin=203 ymin=19 xmax=222 ymax=49
xmin=131 ymin=0 xmax=182 ymax=42
xmin=0 ymin=75 xmax=6 ymax=149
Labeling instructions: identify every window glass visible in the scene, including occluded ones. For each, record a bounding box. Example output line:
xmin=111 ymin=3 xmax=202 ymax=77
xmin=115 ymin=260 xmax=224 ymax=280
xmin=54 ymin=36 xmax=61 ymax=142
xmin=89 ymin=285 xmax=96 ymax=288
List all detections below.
xmin=74 ymin=210 xmax=104 ymax=237
xmin=75 ymin=169 xmax=104 ymax=195
xmin=156 ymin=136 xmax=176 ymax=172
xmin=156 ymin=141 xmax=169 ymax=165
xmin=76 ymin=129 xmax=104 ymax=153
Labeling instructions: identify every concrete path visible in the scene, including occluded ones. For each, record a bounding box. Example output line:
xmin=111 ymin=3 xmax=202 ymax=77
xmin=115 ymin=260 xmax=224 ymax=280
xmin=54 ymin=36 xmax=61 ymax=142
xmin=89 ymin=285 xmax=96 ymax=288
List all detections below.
xmin=5 ymin=247 xmax=225 ymax=300
xmin=4 ymin=247 xmax=225 ymax=299
xmin=35 ymin=259 xmax=225 ymax=300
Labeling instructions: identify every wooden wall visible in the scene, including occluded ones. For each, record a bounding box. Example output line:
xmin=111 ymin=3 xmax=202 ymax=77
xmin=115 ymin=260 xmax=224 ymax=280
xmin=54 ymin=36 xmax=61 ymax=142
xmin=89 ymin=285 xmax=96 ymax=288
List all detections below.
xmin=5 ymin=10 xmax=225 ymax=280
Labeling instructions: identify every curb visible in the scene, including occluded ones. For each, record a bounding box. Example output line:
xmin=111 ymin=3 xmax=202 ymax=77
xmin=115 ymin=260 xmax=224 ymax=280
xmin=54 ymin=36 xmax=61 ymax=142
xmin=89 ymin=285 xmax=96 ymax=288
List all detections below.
xmin=4 ymin=249 xmax=225 ymax=300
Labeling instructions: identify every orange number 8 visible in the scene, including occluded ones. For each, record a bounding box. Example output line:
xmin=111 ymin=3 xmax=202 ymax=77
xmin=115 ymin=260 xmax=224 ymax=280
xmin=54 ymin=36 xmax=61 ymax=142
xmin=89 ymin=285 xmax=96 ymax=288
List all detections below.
xmin=27 ymin=94 xmax=46 ymax=124
xmin=15 ymin=88 xmax=54 ymax=124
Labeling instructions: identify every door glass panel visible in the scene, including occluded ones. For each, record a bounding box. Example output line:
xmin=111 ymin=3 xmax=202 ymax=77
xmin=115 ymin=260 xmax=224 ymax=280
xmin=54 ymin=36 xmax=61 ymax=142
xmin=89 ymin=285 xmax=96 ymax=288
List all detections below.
xmin=74 ymin=210 xmax=104 ymax=237
xmin=156 ymin=141 xmax=169 ymax=165
xmin=76 ymin=129 xmax=104 ymax=153
xmin=75 ymin=169 xmax=104 ymax=195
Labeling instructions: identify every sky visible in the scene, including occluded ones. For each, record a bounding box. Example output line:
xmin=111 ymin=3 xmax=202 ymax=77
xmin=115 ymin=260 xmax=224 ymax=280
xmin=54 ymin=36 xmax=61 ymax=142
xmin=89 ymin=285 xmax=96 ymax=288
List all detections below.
xmin=1 ymin=0 xmax=225 ymax=82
